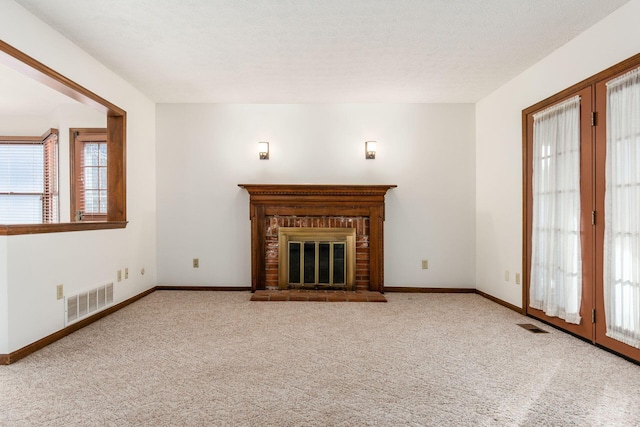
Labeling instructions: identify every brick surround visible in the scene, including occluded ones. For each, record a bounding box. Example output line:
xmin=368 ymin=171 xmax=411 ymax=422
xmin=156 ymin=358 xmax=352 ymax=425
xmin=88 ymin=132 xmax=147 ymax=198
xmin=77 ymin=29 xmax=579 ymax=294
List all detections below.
xmin=265 ymin=216 xmax=370 ymax=290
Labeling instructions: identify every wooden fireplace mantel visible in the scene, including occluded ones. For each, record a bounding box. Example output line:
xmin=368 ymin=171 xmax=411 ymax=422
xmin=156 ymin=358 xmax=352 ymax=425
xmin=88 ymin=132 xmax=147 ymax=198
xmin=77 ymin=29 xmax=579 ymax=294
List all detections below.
xmin=238 ymin=184 xmax=397 ymax=292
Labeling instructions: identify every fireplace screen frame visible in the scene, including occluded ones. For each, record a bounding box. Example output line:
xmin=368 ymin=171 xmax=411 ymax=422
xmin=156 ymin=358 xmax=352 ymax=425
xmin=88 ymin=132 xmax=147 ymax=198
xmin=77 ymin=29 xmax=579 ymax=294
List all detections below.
xmin=278 ymin=227 xmax=355 ymax=290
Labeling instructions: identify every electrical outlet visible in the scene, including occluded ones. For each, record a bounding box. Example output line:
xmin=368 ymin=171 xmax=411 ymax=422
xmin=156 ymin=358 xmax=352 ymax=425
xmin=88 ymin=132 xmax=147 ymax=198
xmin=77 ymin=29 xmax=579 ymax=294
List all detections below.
xmin=193 ymin=258 xmax=199 ymax=268
xmin=125 ymin=268 xmax=129 ymax=279
xmin=515 ymin=273 xmax=521 ymax=285
xmin=504 ymin=270 xmax=510 ymax=281
xmin=421 ymin=259 xmax=428 ymax=269
xmin=56 ymin=284 xmax=63 ymax=300
xmin=117 ymin=270 xmax=122 ymax=282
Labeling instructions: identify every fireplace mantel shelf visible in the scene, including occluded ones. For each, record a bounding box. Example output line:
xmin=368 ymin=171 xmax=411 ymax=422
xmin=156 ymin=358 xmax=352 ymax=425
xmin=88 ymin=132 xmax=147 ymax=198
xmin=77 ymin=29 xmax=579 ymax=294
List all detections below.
xmin=238 ymin=184 xmax=397 ymax=197
xmin=239 ymin=184 xmax=397 ymax=292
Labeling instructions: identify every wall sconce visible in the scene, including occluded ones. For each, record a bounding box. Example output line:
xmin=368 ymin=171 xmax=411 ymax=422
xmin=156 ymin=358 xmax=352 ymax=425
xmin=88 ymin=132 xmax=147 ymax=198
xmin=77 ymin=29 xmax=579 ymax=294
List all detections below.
xmin=258 ymin=141 xmax=269 ymax=160
xmin=365 ymin=141 xmax=376 ymax=159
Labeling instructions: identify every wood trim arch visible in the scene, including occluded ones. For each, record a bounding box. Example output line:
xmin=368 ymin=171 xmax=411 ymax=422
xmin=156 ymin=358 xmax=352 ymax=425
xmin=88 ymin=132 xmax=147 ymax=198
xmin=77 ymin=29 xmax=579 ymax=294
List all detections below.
xmin=0 ymin=40 xmax=126 ymax=234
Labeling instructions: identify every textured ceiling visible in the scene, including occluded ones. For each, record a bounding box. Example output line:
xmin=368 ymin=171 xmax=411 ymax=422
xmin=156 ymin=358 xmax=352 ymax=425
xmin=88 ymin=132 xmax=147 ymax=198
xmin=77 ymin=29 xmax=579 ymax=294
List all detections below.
xmin=13 ymin=0 xmax=632 ymax=103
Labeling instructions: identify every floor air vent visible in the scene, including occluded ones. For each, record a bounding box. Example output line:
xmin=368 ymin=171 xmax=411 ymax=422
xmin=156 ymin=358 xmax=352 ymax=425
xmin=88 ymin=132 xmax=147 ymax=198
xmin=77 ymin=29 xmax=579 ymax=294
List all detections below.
xmin=66 ymin=283 xmax=114 ymax=325
xmin=517 ymin=323 xmax=548 ymax=333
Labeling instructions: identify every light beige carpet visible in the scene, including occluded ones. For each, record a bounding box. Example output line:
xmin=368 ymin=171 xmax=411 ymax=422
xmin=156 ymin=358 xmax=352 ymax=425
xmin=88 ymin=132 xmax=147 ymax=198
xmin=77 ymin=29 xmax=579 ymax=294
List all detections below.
xmin=1 ymin=291 xmax=640 ymax=426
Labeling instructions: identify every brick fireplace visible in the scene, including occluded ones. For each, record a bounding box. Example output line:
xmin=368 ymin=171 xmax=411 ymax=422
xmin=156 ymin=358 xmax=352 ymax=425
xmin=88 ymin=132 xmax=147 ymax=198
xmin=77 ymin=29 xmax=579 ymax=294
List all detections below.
xmin=239 ymin=184 xmax=396 ymax=292
xmin=267 ymin=217 xmax=365 ymax=290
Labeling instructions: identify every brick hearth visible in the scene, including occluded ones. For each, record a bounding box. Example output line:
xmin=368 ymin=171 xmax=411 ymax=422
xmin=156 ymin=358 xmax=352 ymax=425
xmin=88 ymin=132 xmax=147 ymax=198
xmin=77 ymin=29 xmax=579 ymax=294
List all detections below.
xmin=250 ymin=289 xmax=387 ymax=302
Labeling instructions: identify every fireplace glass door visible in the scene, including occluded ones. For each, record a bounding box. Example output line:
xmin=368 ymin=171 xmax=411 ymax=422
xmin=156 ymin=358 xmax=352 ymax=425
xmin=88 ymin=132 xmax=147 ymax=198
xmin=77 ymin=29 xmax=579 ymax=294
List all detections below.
xmin=288 ymin=241 xmax=346 ymax=288
xmin=278 ymin=227 xmax=355 ymax=290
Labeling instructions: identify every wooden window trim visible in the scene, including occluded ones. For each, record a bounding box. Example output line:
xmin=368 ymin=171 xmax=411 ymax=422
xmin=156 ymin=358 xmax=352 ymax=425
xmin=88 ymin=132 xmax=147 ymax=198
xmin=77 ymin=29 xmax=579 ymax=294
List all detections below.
xmin=69 ymin=128 xmax=108 ymax=222
xmin=0 ymin=136 xmax=42 ymax=143
xmin=0 ymin=221 xmax=128 ymax=235
xmin=0 ymin=40 xmax=127 ymax=235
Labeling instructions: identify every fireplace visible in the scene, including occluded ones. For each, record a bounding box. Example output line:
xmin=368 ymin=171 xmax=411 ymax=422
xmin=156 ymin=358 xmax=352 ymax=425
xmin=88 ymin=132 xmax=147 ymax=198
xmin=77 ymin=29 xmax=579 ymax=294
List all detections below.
xmin=238 ymin=184 xmax=396 ymax=292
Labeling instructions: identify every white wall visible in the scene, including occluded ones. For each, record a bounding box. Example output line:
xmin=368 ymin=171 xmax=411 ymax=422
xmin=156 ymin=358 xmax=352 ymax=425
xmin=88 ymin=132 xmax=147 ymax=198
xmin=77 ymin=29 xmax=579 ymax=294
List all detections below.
xmin=475 ymin=0 xmax=640 ymax=307
xmin=156 ymin=104 xmax=476 ymax=289
xmin=0 ymin=114 xmax=52 ymax=135
xmin=0 ymin=0 xmax=157 ymax=353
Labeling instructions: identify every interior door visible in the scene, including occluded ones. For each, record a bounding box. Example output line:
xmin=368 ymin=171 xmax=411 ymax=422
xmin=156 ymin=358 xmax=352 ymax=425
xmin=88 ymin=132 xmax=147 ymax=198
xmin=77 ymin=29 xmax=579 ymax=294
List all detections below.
xmin=525 ymin=87 xmax=595 ymax=341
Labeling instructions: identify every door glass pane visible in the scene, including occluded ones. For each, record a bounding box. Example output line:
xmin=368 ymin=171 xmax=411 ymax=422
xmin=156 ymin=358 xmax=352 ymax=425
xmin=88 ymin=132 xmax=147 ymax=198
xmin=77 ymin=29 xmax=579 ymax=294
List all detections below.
xmin=99 ymin=167 xmax=107 ymax=188
xmin=99 ymin=190 xmax=107 ymax=213
xmin=85 ymin=167 xmax=98 ymax=189
xmin=84 ymin=143 xmax=98 ymax=166
xmin=85 ymin=190 xmax=99 ymax=213
xmin=99 ymin=143 xmax=107 ymax=166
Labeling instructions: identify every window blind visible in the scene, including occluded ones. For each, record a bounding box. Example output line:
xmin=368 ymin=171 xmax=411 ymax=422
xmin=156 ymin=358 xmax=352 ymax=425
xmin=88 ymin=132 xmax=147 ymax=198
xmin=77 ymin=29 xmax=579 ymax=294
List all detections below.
xmin=0 ymin=130 xmax=59 ymax=224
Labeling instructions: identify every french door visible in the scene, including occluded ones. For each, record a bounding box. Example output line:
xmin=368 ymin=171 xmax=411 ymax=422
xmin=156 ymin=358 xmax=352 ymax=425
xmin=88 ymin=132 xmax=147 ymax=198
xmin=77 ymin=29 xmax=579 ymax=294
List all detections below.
xmin=524 ymin=54 xmax=640 ymax=362
xmin=594 ymin=66 xmax=640 ymax=361
xmin=525 ymin=87 xmax=595 ymax=341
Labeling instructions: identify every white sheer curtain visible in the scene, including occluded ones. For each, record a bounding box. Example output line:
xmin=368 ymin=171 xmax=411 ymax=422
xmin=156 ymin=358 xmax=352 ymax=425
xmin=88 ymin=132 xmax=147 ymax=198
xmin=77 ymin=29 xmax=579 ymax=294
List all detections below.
xmin=530 ymin=96 xmax=582 ymax=324
xmin=605 ymin=67 xmax=640 ymax=348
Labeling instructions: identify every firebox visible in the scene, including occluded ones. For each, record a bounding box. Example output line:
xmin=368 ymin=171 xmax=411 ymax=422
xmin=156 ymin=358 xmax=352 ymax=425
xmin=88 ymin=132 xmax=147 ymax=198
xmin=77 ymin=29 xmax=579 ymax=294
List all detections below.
xmin=278 ymin=227 xmax=355 ymax=290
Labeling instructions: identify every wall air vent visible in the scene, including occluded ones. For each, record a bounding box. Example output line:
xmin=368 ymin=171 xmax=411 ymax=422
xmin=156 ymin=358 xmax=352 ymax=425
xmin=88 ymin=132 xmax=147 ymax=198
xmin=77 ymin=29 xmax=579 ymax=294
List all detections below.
xmin=65 ymin=283 xmax=114 ymax=325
